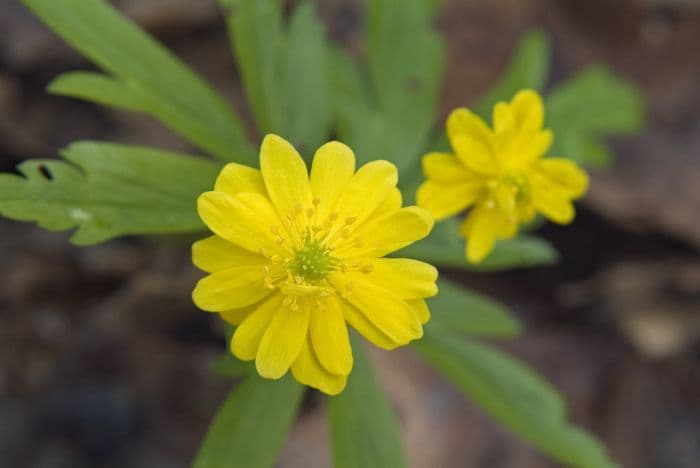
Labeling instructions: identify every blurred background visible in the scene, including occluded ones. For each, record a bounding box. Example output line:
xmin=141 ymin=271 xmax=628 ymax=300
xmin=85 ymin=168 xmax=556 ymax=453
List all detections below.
xmin=1 ymin=0 xmax=700 ymax=467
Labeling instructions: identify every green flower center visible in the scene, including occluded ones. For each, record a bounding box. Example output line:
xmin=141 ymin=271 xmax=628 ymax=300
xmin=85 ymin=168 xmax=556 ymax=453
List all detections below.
xmin=289 ymin=233 xmax=339 ymax=283
xmin=502 ymin=172 xmax=530 ymax=203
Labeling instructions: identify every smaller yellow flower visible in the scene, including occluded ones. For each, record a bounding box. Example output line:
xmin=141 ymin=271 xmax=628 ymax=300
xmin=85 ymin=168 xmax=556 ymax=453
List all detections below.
xmin=192 ymin=135 xmax=437 ymax=394
xmin=417 ymin=89 xmax=589 ymax=263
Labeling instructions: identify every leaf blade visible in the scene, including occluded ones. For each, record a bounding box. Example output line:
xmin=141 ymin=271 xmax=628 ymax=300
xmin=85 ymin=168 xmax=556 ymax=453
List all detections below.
xmin=193 ymin=375 xmax=304 ymax=468
xmin=414 ymin=332 xmax=619 ymax=468
xmin=0 ymin=142 xmax=218 ymax=244
xmin=327 ymin=337 xmax=407 ymax=468
xmin=24 ymin=0 xmax=254 ymax=163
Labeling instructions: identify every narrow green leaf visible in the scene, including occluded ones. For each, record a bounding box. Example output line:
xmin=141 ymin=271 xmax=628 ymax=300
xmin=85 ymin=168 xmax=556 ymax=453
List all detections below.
xmin=0 ymin=142 xmax=218 ymax=245
xmin=396 ymin=219 xmax=558 ymax=271
xmin=24 ymin=0 xmax=254 ymax=163
xmin=211 ymin=353 xmax=254 ymax=378
xmin=278 ymin=2 xmax=331 ymax=153
xmin=221 ymin=0 xmax=330 ymax=153
xmin=328 ymin=337 xmax=407 ymax=468
xmin=193 ymin=375 xmax=304 ymax=468
xmin=428 ymin=279 xmax=521 ymax=337
xmin=472 ymin=29 xmax=551 ymax=119
xmin=363 ymin=0 xmax=446 ymax=173
xmin=221 ymin=0 xmax=283 ymax=136
xmin=546 ymin=65 xmax=644 ymax=167
xmin=327 ymin=47 xmax=378 ymax=165
xmin=414 ymin=332 xmax=619 ymax=468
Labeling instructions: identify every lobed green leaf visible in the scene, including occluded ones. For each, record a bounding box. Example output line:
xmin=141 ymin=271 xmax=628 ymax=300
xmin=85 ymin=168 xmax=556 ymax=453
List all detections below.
xmin=0 ymin=142 xmax=218 ymax=245
xmin=327 ymin=336 xmax=407 ymax=468
xmin=414 ymin=332 xmax=619 ymax=468
xmin=193 ymin=374 xmax=304 ymax=468
xmin=24 ymin=0 xmax=254 ymax=163
xmin=397 ymin=218 xmax=559 ymax=271
xmin=546 ymin=66 xmax=645 ymax=167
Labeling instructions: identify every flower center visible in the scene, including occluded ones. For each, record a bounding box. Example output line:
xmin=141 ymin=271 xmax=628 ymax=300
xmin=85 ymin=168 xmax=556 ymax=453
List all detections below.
xmin=502 ymin=172 xmax=530 ymax=203
xmin=288 ymin=233 xmax=339 ymax=283
xmin=260 ymin=198 xmax=372 ymax=303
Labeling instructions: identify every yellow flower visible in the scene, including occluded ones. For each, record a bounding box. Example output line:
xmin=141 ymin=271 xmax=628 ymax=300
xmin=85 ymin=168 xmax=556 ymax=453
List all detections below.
xmin=417 ymin=89 xmax=589 ymax=263
xmin=192 ymin=134 xmax=437 ymax=394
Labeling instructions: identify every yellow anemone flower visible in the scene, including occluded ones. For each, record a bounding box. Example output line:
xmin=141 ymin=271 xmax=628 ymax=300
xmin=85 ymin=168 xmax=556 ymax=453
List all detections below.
xmin=417 ymin=89 xmax=589 ymax=263
xmin=192 ymin=134 xmax=437 ymax=394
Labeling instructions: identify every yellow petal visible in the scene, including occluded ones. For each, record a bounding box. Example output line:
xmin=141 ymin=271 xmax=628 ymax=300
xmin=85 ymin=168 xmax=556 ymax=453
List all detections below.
xmin=417 ymin=180 xmax=481 ymax=220
xmin=408 ymin=299 xmax=430 ymax=324
xmin=256 ymin=298 xmax=310 ymax=379
xmin=192 ymin=266 xmax=270 ymax=312
xmin=422 ymin=152 xmax=471 ymax=182
xmin=291 ymin=335 xmax=347 ymax=395
xmin=260 ymin=134 xmax=313 ymax=218
xmin=341 ymin=300 xmax=398 ymax=350
xmin=310 ymin=141 xmax=356 ymax=222
xmin=493 ymin=101 xmax=515 ymax=134
xmin=215 ymin=163 xmax=266 ymax=196
xmin=447 ymin=108 xmax=492 ymax=147
xmin=535 ymin=158 xmax=589 ymax=199
xmin=451 ymin=133 xmax=498 ymax=175
xmin=197 ymin=191 xmax=287 ymax=255
xmin=231 ymin=294 xmax=283 ymax=360
xmin=334 ymin=274 xmax=423 ymax=347
xmin=463 ymin=205 xmax=507 ymax=263
xmin=510 ymin=89 xmax=544 ymax=132
xmin=192 ymin=235 xmax=268 ymax=273
xmin=447 ymin=108 xmax=497 ymax=175
xmin=518 ymin=129 xmax=553 ymax=163
xmin=369 ymin=188 xmax=402 ymax=219
xmin=337 ymin=206 xmax=433 ymax=258
xmin=364 ymin=258 xmax=438 ymax=299
xmin=219 ymin=303 xmax=257 ymax=325
xmin=309 ymin=295 xmax=353 ymax=376
xmin=530 ymin=183 xmax=576 ymax=224
xmin=331 ymin=160 xmax=398 ymax=226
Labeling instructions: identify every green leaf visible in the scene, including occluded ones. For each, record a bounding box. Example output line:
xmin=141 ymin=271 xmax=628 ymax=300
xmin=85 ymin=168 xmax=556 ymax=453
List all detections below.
xmin=327 ymin=47 xmax=378 ymax=165
xmin=0 ymin=142 xmax=218 ymax=245
xmin=472 ymin=29 xmax=551 ymax=119
xmin=211 ymin=352 xmax=254 ymax=378
xmin=330 ymin=0 xmax=445 ymax=171
xmin=546 ymin=65 xmax=644 ymax=167
xmin=221 ymin=0 xmax=330 ymax=153
xmin=428 ymin=279 xmax=521 ymax=337
xmin=414 ymin=332 xmax=619 ymax=468
xmin=364 ymin=0 xmax=446 ymax=173
xmin=396 ymin=218 xmax=558 ymax=271
xmin=193 ymin=374 xmax=304 ymax=468
xmin=24 ymin=0 xmax=254 ymax=163
xmin=327 ymin=336 xmax=407 ymax=468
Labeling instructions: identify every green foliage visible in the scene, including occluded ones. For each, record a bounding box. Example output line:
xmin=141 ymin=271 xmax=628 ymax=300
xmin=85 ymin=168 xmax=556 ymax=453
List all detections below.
xmin=0 ymin=142 xmax=218 ymax=245
xmin=193 ymin=374 xmax=304 ymax=468
xmin=397 ymin=218 xmax=559 ymax=271
xmin=414 ymin=332 xmax=619 ymax=468
xmin=330 ymin=0 xmax=445 ymax=174
xmin=547 ymin=66 xmax=645 ymax=167
xmin=24 ymin=0 xmax=254 ymax=163
xmin=327 ymin=336 xmax=407 ymax=468
xmin=220 ymin=0 xmax=331 ymax=154
xmin=211 ymin=353 xmax=254 ymax=378
xmin=427 ymin=279 xmax=521 ymax=337
xmin=472 ymin=29 xmax=552 ymax=119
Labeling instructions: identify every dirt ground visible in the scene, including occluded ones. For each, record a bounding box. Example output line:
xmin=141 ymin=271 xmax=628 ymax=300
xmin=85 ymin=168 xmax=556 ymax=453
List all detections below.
xmin=1 ymin=1 xmax=700 ymax=467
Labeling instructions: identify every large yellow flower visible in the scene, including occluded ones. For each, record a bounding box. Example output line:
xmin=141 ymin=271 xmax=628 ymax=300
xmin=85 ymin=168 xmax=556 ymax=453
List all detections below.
xmin=417 ymin=89 xmax=589 ymax=263
xmin=192 ymin=134 xmax=437 ymax=394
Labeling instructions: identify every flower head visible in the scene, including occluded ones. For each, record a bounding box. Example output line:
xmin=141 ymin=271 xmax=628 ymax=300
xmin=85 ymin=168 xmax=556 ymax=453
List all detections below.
xmin=417 ymin=89 xmax=589 ymax=263
xmin=192 ymin=134 xmax=436 ymax=394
